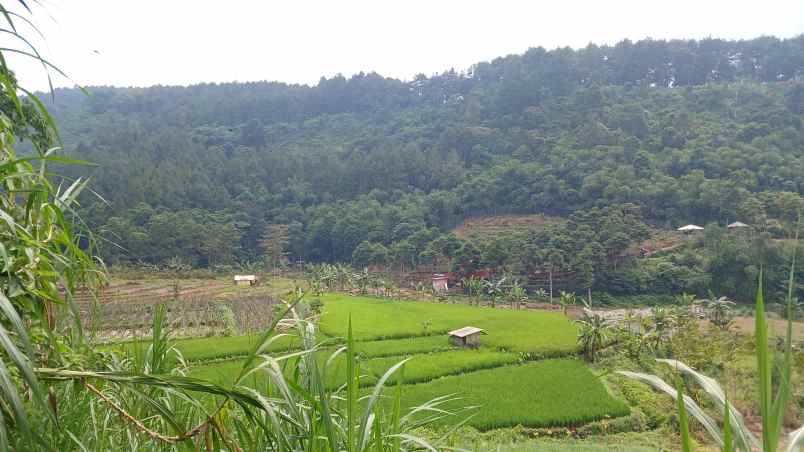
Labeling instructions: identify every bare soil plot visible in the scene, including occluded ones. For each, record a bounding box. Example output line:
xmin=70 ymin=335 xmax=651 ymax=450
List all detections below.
xmin=731 ymin=315 xmax=804 ymax=341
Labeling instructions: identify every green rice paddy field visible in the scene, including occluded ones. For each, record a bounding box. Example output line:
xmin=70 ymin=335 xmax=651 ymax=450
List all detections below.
xmin=180 ymin=294 xmax=629 ymax=430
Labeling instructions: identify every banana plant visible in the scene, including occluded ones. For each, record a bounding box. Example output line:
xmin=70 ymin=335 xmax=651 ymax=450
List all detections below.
xmin=558 ymin=291 xmax=577 ymax=316
xmin=507 ymin=281 xmax=528 ymax=310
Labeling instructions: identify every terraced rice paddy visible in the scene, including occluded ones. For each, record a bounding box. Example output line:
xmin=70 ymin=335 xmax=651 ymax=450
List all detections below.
xmin=178 ymin=294 xmax=629 ymax=429
xmin=318 ymin=293 xmax=578 ymax=355
xmin=394 ymin=360 xmax=630 ymax=430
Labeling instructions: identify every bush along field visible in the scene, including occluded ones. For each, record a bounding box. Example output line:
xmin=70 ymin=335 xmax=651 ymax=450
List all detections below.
xmin=186 ymin=293 xmax=632 ymax=432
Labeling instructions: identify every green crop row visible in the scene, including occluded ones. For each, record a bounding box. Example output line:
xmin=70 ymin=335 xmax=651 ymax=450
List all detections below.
xmin=394 ymin=359 xmax=630 ymax=430
xmin=318 ymin=294 xmax=578 ymax=354
xmin=190 ymin=348 xmax=521 ymax=390
xmin=105 ymin=333 xmax=306 ymax=363
xmin=354 ymin=335 xmax=455 ymax=357
xmin=327 ymin=348 xmax=521 ymax=388
xmin=109 ymin=330 xmax=458 ymax=364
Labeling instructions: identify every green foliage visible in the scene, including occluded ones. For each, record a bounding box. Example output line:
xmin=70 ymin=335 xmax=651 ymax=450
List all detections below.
xmin=558 ymin=291 xmax=578 ymax=315
xmin=39 ymin=36 xmax=803 ymax=296
xmin=195 ymin=348 xmax=521 ymax=390
xmin=216 ymin=302 xmax=239 ymax=337
xmin=619 ymin=253 xmax=803 ymax=452
xmin=697 ymin=295 xmax=737 ymax=330
xmin=0 ymin=6 xmax=102 ymax=447
xmin=615 ymin=378 xmax=672 ymax=429
xmin=575 ymin=311 xmax=613 ymax=362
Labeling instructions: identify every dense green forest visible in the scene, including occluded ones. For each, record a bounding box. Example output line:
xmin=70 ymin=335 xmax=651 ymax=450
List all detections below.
xmin=37 ymin=36 xmax=804 ymax=301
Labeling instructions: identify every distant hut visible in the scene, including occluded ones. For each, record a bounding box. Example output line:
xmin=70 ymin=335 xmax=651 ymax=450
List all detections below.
xmin=727 ymin=221 xmax=750 ymax=230
xmin=448 ymin=326 xmax=485 ymax=348
xmin=432 ymin=274 xmax=449 ymax=292
xmin=234 ymin=275 xmax=258 ymax=287
xmin=677 ymin=224 xmax=704 ymax=234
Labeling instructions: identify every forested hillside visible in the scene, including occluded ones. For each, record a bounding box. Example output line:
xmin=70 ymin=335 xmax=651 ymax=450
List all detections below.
xmin=39 ymin=36 xmax=804 ymax=300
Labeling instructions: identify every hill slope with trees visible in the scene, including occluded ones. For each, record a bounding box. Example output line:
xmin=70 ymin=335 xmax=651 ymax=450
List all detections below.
xmin=38 ymin=35 xmax=804 ymax=300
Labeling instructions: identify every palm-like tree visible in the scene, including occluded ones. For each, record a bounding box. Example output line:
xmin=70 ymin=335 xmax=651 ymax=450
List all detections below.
xmin=507 ymin=282 xmax=528 ymax=310
xmin=483 ymin=277 xmax=506 ymax=308
xmin=558 ymin=291 xmax=577 ymax=316
xmin=353 ymin=268 xmax=371 ymax=295
xmin=470 ymin=277 xmax=486 ymax=306
xmin=648 ymin=306 xmax=676 ymax=352
xmin=576 ymin=311 xmax=612 ymax=362
xmin=532 ymin=288 xmax=548 ymax=304
xmin=335 ymin=263 xmax=352 ymax=290
xmin=321 ymin=264 xmax=338 ymax=291
xmin=675 ymin=292 xmax=696 ymax=306
xmin=460 ymin=276 xmax=475 ymax=297
xmin=382 ymin=277 xmax=396 ymax=298
xmin=697 ymin=295 xmax=736 ymax=330
xmin=673 ymin=292 xmax=698 ymax=326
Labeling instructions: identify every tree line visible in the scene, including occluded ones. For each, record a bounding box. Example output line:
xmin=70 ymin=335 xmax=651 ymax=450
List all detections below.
xmin=30 ymin=35 xmax=804 ymax=301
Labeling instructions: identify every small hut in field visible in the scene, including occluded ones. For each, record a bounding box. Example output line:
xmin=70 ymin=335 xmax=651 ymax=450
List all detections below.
xmin=448 ymin=326 xmax=485 ymax=348
xmin=432 ymin=274 xmax=449 ymax=292
xmin=234 ymin=275 xmax=258 ymax=287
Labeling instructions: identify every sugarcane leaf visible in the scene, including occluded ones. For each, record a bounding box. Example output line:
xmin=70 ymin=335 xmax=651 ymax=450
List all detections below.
xmin=676 ymin=376 xmax=693 ymax=452
xmin=617 ymin=370 xmax=723 ymax=446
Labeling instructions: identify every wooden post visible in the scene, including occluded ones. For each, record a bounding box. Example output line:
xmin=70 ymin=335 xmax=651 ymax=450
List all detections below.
xmin=549 ymin=268 xmax=553 ymax=305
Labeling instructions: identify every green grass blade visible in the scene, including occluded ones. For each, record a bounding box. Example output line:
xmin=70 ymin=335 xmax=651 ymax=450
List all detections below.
xmin=771 ymin=232 xmax=798 ymax=450
xmin=723 ymin=391 xmax=733 ymax=452
xmin=347 ymin=316 xmax=355 ymax=452
xmin=657 ymin=359 xmax=758 ymax=450
xmin=372 ymin=411 xmax=382 ymax=452
xmin=0 ymin=358 xmax=34 ymax=447
xmin=0 ymin=320 xmax=54 ymax=427
xmin=755 ymin=270 xmax=774 ymax=452
xmin=618 ymin=370 xmax=723 ymax=445
xmin=236 ymin=297 xmax=300 ymax=384
xmin=677 ymin=376 xmax=693 ymax=452
xmin=391 ymin=365 xmax=403 ymax=451
xmin=357 ymin=358 xmax=411 ymax=451
xmin=0 ymin=403 xmax=7 ymax=452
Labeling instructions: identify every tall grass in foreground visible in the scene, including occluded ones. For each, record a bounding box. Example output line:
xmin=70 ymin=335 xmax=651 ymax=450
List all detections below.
xmin=619 ymin=238 xmax=802 ymax=451
xmin=39 ymin=295 xmax=465 ymax=450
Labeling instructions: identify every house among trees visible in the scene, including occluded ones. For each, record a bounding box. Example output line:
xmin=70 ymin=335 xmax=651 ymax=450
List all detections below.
xmin=448 ymin=326 xmax=485 ymax=348
xmin=727 ymin=221 xmax=750 ymax=230
xmin=677 ymin=224 xmax=704 ymax=234
xmin=234 ymin=275 xmax=258 ymax=287
xmin=432 ymin=274 xmax=449 ymax=292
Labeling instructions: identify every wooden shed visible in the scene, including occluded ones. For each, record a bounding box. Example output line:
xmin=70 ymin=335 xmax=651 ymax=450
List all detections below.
xmin=234 ymin=275 xmax=258 ymax=287
xmin=432 ymin=273 xmax=449 ymax=292
xmin=448 ymin=326 xmax=485 ymax=348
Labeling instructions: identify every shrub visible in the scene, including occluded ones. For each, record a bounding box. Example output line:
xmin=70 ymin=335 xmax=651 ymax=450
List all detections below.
xmin=217 ymin=302 xmax=239 ymax=337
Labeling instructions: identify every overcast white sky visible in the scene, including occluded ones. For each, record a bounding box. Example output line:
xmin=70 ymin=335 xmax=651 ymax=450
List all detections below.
xmin=6 ymin=0 xmax=804 ymax=91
